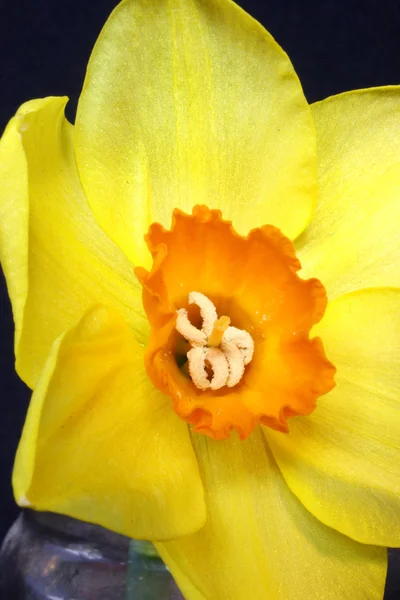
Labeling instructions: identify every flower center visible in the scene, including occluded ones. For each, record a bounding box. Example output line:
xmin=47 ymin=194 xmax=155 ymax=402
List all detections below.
xmin=175 ymin=292 xmax=254 ymax=391
xmin=135 ymin=205 xmax=336 ymax=441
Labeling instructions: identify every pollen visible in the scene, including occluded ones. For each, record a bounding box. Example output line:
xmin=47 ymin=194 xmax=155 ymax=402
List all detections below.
xmin=176 ymin=292 xmax=254 ymax=391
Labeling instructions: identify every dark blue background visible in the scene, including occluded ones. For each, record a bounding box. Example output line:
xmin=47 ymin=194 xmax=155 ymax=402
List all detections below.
xmin=1 ymin=0 xmax=400 ymax=597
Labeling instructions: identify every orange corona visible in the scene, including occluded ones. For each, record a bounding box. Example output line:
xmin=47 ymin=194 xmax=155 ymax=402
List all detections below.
xmin=135 ymin=206 xmax=336 ymax=440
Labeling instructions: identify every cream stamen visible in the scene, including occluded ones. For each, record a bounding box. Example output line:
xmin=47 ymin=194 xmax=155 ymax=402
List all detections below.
xmin=222 ymin=326 xmax=254 ymax=365
xmin=188 ymin=291 xmax=217 ymax=337
xmin=176 ymin=292 xmax=254 ymax=391
xmin=176 ymin=308 xmax=207 ymax=346
xmin=187 ymin=346 xmax=210 ymax=390
xmin=219 ymin=339 xmax=245 ymax=388
xmin=187 ymin=346 xmax=230 ymax=391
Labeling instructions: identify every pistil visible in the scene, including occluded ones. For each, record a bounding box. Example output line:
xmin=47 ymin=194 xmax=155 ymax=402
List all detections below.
xmin=208 ymin=316 xmax=231 ymax=347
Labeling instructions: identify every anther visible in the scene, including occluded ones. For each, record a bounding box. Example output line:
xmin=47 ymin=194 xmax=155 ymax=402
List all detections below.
xmin=176 ymin=308 xmax=207 ymax=346
xmin=222 ymin=326 xmax=254 ymax=365
xmin=187 ymin=346 xmax=229 ymax=390
xmin=188 ymin=291 xmax=217 ymax=337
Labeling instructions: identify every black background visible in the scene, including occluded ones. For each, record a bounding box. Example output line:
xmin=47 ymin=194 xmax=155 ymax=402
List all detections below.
xmin=1 ymin=0 xmax=400 ymax=597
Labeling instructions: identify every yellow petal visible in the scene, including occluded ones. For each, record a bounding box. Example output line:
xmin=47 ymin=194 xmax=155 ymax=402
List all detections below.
xmin=0 ymin=116 xmax=29 ymax=356
xmin=297 ymin=87 xmax=400 ymax=298
xmin=0 ymin=97 xmax=148 ymax=389
xmin=75 ymin=0 xmax=317 ymax=267
xmin=267 ymin=289 xmax=400 ymax=547
xmin=156 ymin=428 xmax=386 ymax=600
xmin=13 ymin=305 xmax=206 ymax=540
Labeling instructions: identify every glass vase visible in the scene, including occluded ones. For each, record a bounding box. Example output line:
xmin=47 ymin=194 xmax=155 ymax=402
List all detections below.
xmin=0 ymin=510 xmax=183 ymax=599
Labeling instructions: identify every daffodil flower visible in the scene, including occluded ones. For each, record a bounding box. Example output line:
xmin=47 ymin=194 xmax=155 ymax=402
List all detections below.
xmin=0 ymin=0 xmax=399 ymax=598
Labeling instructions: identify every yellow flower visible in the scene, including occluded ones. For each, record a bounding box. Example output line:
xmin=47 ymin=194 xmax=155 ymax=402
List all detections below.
xmin=0 ymin=0 xmax=399 ymax=598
